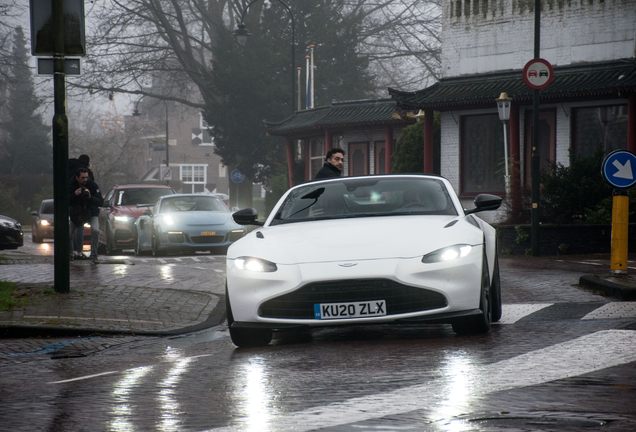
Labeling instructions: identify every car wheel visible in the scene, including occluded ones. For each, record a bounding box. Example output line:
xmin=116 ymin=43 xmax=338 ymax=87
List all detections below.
xmin=32 ymin=228 xmax=42 ymax=244
xmin=152 ymin=232 xmax=164 ymax=257
xmin=452 ymin=248 xmax=492 ymax=335
xmin=105 ymin=225 xmax=121 ymax=255
xmin=226 ymin=284 xmax=272 ymax=348
xmin=491 ymin=254 xmax=502 ymax=323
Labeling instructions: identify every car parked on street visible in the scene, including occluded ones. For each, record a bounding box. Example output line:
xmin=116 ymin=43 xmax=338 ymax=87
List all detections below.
xmin=0 ymin=214 xmax=24 ymax=250
xmin=31 ymin=199 xmax=93 ymax=248
xmin=98 ymin=184 xmax=175 ymax=255
xmin=226 ymin=174 xmax=503 ymax=347
xmin=135 ymin=194 xmax=246 ymax=256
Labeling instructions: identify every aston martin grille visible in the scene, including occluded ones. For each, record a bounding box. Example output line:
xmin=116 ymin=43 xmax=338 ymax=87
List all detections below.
xmin=259 ymin=279 xmax=447 ymax=319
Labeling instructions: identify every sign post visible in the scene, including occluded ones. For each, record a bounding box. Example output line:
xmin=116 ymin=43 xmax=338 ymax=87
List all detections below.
xmin=231 ymin=169 xmax=245 ymax=209
xmin=601 ymin=150 xmax=636 ymax=274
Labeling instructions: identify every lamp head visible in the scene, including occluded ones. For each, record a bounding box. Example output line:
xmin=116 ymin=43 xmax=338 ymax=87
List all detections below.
xmin=233 ymin=24 xmax=251 ymax=46
xmin=496 ymin=92 xmax=512 ymax=121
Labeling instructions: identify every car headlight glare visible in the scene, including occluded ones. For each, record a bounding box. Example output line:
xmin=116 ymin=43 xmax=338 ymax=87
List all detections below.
xmin=162 ymin=215 xmax=175 ymax=226
xmin=114 ymin=216 xmax=130 ymax=222
xmin=422 ymin=245 xmax=473 ymax=263
xmin=235 ymin=256 xmax=277 ymax=272
xmin=40 ymin=220 xmax=50 ymax=226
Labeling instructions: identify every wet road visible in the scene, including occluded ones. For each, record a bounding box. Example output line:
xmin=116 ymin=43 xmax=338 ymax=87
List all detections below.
xmin=1 ymin=235 xmax=636 ymax=431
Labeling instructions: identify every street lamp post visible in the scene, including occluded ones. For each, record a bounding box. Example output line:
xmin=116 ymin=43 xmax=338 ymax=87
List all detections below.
xmin=496 ymin=92 xmax=512 ymax=197
xmin=133 ymin=98 xmax=170 ymax=185
xmin=233 ymin=0 xmax=296 ymax=115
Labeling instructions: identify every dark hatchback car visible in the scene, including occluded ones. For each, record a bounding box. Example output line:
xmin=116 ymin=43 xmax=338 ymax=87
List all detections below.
xmin=31 ymin=199 xmax=92 ymax=247
xmin=30 ymin=199 xmax=54 ymax=243
xmin=99 ymin=184 xmax=175 ymax=254
xmin=0 ymin=214 xmax=24 ymax=250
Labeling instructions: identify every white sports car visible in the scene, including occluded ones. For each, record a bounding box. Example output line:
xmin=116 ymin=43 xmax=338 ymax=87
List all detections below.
xmin=226 ymin=174 xmax=502 ymax=347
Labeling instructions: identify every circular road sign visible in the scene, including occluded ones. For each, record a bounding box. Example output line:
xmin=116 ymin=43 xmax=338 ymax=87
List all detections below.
xmin=602 ymin=150 xmax=636 ymax=189
xmin=523 ymin=58 xmax=554 ymax=90
xmin=231 ymin=169 xmax=245 ymax=183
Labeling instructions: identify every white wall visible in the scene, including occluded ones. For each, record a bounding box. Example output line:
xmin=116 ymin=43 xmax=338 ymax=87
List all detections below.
xmin=442 ymin=0 xmax=636 ymax=77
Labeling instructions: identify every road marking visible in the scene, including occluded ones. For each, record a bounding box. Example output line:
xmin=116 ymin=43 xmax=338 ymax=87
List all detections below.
xmin=582 ymin=302 xmax=636 ymax=320
xmin=174 ymin=258 xmax=182 ymax=262
xmin=493 ymin=303 xmax=552 ymax=324
xmin=206 ymin=256 xmax=216 ymax=260
xmin=204 ymin=330 xmax=636 ymax=432
xmin=191 ymin=257 xmax=201 ymax=262
xmin=214 ymin=269 xmax=224 ymax=273
xmin=48 ymin=371 xmax=119 ymax=384
xmin=158 ymin=259 xmax=167 ymax=263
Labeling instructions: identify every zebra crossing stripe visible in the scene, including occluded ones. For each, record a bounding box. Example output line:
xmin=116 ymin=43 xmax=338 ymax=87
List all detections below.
xmin=205 ymin=330 xmax=636 ymax=432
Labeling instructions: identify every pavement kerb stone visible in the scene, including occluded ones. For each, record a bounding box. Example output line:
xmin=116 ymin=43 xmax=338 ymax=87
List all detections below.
xmin=579 ymin=274 xmax=636 ymax=301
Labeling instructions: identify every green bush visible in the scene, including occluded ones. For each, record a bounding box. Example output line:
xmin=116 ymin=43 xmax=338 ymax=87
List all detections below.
xmin=540 ymin=150 xmax=614 ymax=224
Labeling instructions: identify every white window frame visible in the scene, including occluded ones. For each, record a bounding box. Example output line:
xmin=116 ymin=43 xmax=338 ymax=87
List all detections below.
xmin=179 ymin=164 xmax=208 ymax=193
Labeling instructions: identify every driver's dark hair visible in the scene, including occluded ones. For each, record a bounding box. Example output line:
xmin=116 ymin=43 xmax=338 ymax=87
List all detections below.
xmin=326 ymin=148 xmax=345 ymax=161
xmin=75 ymin=167 xmax=89 ymax=177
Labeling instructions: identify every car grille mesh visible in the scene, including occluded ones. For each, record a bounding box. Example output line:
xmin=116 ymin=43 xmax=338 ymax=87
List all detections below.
xmin=259 ymin=279 xmax=447 ymax=319
xmin=190 ymin=235 xmax=224 ymax=244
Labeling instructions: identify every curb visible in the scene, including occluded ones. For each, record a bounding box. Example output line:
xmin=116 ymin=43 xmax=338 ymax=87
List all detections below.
xmin=0 ymin=297 xmax=227 ymax=338
xmin=579 ymin=274 xmax=636 ymax=301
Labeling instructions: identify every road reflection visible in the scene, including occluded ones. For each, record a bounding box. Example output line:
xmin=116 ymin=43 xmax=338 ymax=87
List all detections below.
xmin=158 ymin=347 xmax=192 ymax=431
xmin=110 ymin=366 xmax=153 ymax=432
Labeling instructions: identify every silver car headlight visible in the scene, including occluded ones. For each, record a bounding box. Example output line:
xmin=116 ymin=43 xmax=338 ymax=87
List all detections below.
xmin=162 ymin=215 xmax=176 ymax=226
xmin=422 ymin=245 xmax=473 ymax=263
xmin=234 ymin=256 xmax=278 ymax=272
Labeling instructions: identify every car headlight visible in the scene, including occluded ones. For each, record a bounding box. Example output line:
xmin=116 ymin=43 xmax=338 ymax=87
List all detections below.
xmin=114 ymin=216 xmax=130 ymax=222
xmin=162 ymin=215 xmax=175 ymax=226
xmin=234 ymin=256 xmax=278 ymax=272
xmin=422 ymin=245 xmax=473 ymax=263
xmin=1 ymin=221 xmax=16 ymax=228
xmin=40 ymin=220 xmax=50 ymax=226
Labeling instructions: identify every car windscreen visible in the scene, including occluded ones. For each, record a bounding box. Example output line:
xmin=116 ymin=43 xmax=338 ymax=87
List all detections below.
xmin=116 ymin=188 xmax=174 ymax=206
xmin=157 ymin=196 xmax=228 ymax=213
xmin=41 ymin=201 xmax=54 ymax=214
xmin=271 ymin=177 xmax=457 ymax=225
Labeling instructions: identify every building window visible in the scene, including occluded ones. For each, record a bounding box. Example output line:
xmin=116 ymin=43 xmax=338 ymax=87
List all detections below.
xmin=309 ymin=139 xmax=325 ymax=178
xmin=461 ymin=114 xmax=505 ymax=194
xmin=180 ymin=164 xmax=207 ymax=193
xmin=219 ymin=164 xmax=227 ymax=177
xmin=572 ymin=105 xmax=628 ymax=158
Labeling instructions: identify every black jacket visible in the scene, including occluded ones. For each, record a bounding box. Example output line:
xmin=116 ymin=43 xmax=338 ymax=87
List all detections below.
xmin=69 ymin=177 xmax=104 ymax=218
xmin=314 ymin=161 xmax=341 ymax=179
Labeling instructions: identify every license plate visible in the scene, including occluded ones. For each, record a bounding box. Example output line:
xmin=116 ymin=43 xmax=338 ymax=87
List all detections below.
xmin=314 ymin=300 xmax=386 ymax=320
xmin=201 ymin=231 xmax=216 ymax=235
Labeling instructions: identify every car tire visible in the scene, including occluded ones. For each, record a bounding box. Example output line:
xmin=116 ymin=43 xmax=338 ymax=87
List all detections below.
xmin=105 ymin=224 xmax=121 ymax=255
xmin=152 ymin=232 xmax=165 ymax=257
xmin=491 ymin=254 xmax=502 ymax=323
xmin=226 ymin=284 xmax=272 ymax=348
xmin=32 ymin=228 xmax=42 ymax=244
xmin=452 ymin=248 xmax=492 ymax=335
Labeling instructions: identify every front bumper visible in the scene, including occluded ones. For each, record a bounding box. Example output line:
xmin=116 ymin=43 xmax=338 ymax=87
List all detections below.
xmin=226 ymin=249 xmax=484 ymax=327
xmin=0 ymin=228 xmax=24 ymax=249
xmin=156 ymin=229 xmax=245 ymax=251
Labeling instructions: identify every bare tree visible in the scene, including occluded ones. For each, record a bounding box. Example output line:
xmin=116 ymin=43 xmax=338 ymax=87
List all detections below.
xmin=73 ymin=0 xmax=440 ymax=104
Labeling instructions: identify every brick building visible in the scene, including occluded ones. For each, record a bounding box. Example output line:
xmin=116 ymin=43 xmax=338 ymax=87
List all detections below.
xmin=129 ymin=96 xmax=229 ymax=196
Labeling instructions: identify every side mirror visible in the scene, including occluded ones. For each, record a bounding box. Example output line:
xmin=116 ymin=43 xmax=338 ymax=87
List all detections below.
xmin=232 ymin=207 xmax=263 ymax=226
xmin=31 ymin=211 xmax=38 ymax=216
xmin=464 ymin=194 xmax=502 ymax=215
xmin=143 ymin=209 xmax=153 ymax=216
xmin=102 ymin=199 xmax=111 ymax=208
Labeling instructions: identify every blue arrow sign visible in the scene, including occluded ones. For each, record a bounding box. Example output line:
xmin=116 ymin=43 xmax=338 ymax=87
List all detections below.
xmin=602 ymin=150 xmax=636 ymax=189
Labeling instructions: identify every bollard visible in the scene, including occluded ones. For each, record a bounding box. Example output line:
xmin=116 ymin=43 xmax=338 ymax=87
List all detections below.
xmin=610 ymin=189 xmax=629 ymax=274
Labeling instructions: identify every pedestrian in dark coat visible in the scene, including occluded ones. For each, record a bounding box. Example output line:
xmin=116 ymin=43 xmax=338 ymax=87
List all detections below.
xmin=69 ymin=167 xmax=103 ymax=264
xmin=68 ymin=154 xmax=95 ymax=259
xmin=315 ymin=148 xmax=346 ymax=179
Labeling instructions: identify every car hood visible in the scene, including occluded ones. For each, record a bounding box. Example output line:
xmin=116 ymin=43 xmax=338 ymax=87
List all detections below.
xmin=114 ymin=206 xmax=152 ymax=218
xmin=160 ymin=211 xmax=234 ymax=226
xmin=228 ymin=215 xmax=485 ymax=264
